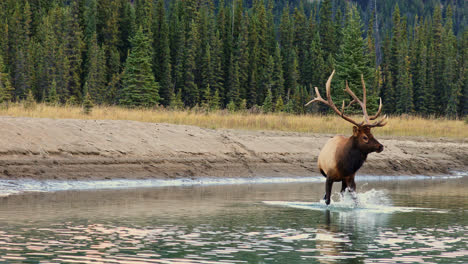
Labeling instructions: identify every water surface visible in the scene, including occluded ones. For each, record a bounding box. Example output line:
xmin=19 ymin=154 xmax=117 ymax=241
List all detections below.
xmin=0 ymin=175 xmax=466 ymax=263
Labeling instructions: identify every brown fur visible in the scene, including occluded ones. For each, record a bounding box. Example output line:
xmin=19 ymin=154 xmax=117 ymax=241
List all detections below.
xmin=319 ymin=126 xmax=383 ymax=205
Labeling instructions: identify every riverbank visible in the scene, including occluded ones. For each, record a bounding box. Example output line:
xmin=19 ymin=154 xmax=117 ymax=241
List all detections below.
xmin=0 ymin=116 xmax=466 ymax=180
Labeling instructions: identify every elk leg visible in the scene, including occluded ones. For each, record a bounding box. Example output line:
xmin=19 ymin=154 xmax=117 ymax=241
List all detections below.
xmin=324 ymin=178 xmax=333 ymax=205
xmin=346 ymin=177 xmax=358 ymax=202
xmin=346 ymin=177 xmax=356 ymax=192
xmin=340 ymin=180 xmax=348 ymax=194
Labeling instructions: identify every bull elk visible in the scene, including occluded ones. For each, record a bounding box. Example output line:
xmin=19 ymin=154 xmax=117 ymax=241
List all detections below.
xmin=305 ymin=70 xmax=388 ymax=205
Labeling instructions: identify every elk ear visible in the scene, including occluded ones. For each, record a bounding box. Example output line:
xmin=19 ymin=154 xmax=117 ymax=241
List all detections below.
xmin=352 ymin=126 xmax=359 ymax=136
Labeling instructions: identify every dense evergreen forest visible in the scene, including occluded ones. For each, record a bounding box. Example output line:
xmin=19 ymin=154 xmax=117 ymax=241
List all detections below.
xmin=0 ymin=0 xmax=466 ymax=117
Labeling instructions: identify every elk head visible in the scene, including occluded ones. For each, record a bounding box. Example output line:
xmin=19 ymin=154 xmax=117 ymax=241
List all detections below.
xmin=305 ymin=70 xmax=387 ymax=154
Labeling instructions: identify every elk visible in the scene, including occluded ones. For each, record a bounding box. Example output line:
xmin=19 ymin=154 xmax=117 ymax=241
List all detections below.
xmin=305 ymin=70 xmax=388 ymax=205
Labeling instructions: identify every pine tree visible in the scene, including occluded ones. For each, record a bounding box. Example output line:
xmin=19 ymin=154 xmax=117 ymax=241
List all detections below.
xmin=119 ymin=0 xmax=136 ymax=61
xmin=227 ymin=58 xmax=241 ymax=107
xmin=443 ymin=6 xmax=460 ymax=118
xmin=335 ymin=5 xmax=376 ymax=113
xmin=65 ymin=1 xmax=85 ymax=101
xmin=227 ymin=100 xmax=236 ymax=112
xmin=86 ymin=33 xmax=107 ymax=104
xmin=380 ymin=36 xmax=396 ymax=113
xmin=97 ymin=0 xmax=121 ymax=91
xmin=275 ymin=95 xmax=284 ymax=112
xmin=0 ymin=54 xmax=13 ymax=104
xmin=460 ymin=30 xmax=468 ymax=116
xmin=201 ymin=43 xmax=214 ymax=102
xmin=201 ymin=83 xmax=211 ymax=109
xmin=210 ymin=88 xmax=221 ymax=110
xmin=24 ymin=89 xmax=36 ymax=110
xmin=396 ymin=55 xmax=414 ymax=114
xmin=47 ymin=79 xmax=59 ymax=105
xmin=432 ymin=5 xmax=444 ymax=113
xmin=120 ymin=27 xmax=160 ymax=107
xmin=82 ymin=83 xmax=93 ymax=115
xmin=271 ymin=44 xmax=285 ymax=102
xmin=153 ymin=0 xmax=172 ymax=106
xmin=262 ymin=88 xmax=273 ymax=113
xmin=319 ymin=0 xmax=336 ymax=58
xmin=134 ymin=0 xmax=153 ymax=39
xmin=307 ymin=32 xmax=325 ymax=102
xmin=279 ymin=5 xmax=293 ymax=94
xmin=183 ymin=20 xmax=200 ymax=107
xmin=170 ymin=89 xmax=184 ymax=110
xmin=84 ymin=0 xmax=98 ymax=43
xmin=235 ymin=14 xmax=249 ymax=101
xmin=389 ymin=4 xmax=401 ymax=105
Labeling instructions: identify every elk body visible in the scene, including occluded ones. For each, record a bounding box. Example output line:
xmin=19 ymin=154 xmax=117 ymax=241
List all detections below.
xmin=305 ymin=70 xmax=388 ymax=205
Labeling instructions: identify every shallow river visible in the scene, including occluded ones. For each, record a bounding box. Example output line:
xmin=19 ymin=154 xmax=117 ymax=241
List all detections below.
xmin=0 ymin=174 xmax=466 ymax=263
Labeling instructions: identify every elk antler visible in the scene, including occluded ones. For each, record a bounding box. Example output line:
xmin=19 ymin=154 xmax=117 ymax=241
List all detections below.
xmin=305 ymin=70 xmax=362 ymax=127
xmin=305 ymin=70 xmax=388 ymax=128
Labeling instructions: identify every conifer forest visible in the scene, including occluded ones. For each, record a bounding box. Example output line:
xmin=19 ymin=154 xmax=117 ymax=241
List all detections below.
xmin=0 ymin=0 xmax=467 ymax=117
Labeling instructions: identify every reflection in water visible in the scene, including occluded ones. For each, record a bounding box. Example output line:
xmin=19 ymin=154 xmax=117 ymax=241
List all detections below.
xmin=0 ymin=176 xmax=466 ymax=263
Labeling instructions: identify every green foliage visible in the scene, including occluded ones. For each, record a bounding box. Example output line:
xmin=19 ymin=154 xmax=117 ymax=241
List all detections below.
xmin=120 ymin=27 xmax=160 ymax=107
xmin=47 ymin=79 xmax=59 ymax=106
xmin=262 ymin=89 xmax=273 ymax=113
xmin=82 ymin=85 xmax=93 ymax=115
xmin=0 ymin=55 xmax=13 ymax=104
xmin=170 ymin=90 xmax=184 ymax=110
xmin=227 ymin=100 xmax=236 ymax=113
xmin=24 ymin=89 xmax=36 ymax=110
xmin=66 ymin=96 xmax=79 ymax=106
xmin=210 ymin=89 xmax=221 ymax=111
xmin=335 ymin=5 xmax=377 ymax=114
xmin=0 ymin=0 xmax=465 ymax=117
xmin=86 ymin=33 xmax=107 ymax=104
xmin=275 ymin=95 xmax=284 ymax=112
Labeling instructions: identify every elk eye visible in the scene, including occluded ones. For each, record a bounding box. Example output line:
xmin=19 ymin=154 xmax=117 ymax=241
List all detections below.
xmin=363 ymin=136 xmax=368 ymax=141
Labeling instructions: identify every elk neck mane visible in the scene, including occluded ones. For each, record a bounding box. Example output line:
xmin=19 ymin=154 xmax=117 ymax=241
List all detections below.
xmin=335 ymin=136 xmax=368 ymax=176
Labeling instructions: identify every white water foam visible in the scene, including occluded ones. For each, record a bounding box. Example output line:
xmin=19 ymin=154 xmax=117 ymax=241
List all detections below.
xmin=264 ymin=188 xmax=448 ymax=214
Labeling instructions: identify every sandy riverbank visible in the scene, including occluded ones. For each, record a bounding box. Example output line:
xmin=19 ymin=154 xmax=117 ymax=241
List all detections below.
xmin=0 ymin=116 xmax=465 ymax=180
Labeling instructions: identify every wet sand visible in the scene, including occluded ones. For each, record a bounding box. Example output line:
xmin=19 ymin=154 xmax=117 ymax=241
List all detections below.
xmin=0 ymin=116 xmax=465 ymax=180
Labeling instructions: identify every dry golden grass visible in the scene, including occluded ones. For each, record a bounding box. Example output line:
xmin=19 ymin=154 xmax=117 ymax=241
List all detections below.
xmin=0 ymin=103 xmax=466 ymax=139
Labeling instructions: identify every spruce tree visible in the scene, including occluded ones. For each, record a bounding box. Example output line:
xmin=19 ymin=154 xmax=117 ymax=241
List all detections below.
xmin=0 ymin=55 xmax=13 ymax=105
xmin=119 ymin=0 xmax=136 ymax=61
xmin=335 ymin=5 xmax=376 ymax=114
xmin=82 ymin=82 xmax=93 ymax=115
xmin=120 ymin=27 xmax=160 ymax=107
xmin=86 ymin=33 xmax=107 ymax=104
xmin=275 ymin=95 xmax=284 ymax=112
xmin=262 ymin=88 xmax=273 ymax=113
xmin=153 ymin=0 xmax=172 ymax=106
xmin=318 ymin=0 xmax=336 ymax=58
xmin=47 ymin=79 xmax=59 ymax=105
xmin=24 ymin=89 xmax=36 ymax=110
xmin=396 ymin=55 xmax=414 ymax=114
xmin=183 ymin=20 xmax=200 ymax=107
xmin=443 ymin=6 xmax=460 ymax=118
xmin=460 ymin=30 xmax=468 ymax=116
xmin=271 ymin=44 xmax=285 ymax=102
xmin=66 ymin=1 xmax=85 ymax=101
xmin=210 ymin=88 xmax=221 ymax=110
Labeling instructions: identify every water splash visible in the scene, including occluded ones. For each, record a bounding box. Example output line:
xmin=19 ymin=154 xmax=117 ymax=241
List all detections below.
xmin=264 ymin=188 xmax=448 ymax=214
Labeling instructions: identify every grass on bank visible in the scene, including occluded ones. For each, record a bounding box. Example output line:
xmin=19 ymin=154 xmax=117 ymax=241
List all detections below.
xmin=0 ymin=103 xmax=466 ymax=139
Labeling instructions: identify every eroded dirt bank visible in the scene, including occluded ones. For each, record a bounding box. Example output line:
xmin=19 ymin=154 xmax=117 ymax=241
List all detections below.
xmin=0 ymin=116 xmax=465 ymax=180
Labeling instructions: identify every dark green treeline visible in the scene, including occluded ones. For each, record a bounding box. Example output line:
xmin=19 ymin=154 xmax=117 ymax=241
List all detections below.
xmin=0 ymin=0 xmax=466 ymax=117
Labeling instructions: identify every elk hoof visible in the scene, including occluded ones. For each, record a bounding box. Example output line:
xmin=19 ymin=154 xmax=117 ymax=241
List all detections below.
xmin=325 ymin=199 xmax=331 ymax=205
